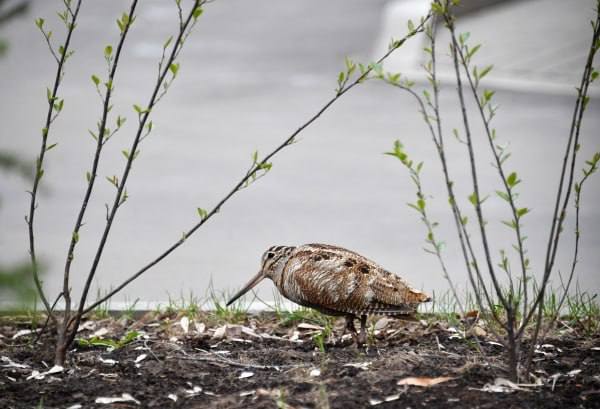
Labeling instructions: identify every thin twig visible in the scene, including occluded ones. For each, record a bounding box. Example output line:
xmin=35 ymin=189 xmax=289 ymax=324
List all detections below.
xmin=27 ymin=0 xmax=83 ymax=326
xmin=68 ymin=0 xmax=207 ymax=341
xmin=539 ymin=158 xmax=597 ymax=340
xmin=445 ymin=14 xmax=508 ymax=313
xmin=61 ymin=0 xmax=138 ymax=348
xmin=452 ymin=31 xmax=530 ymax=328
xmin=519 ymin=7 xmax=600 ymax=344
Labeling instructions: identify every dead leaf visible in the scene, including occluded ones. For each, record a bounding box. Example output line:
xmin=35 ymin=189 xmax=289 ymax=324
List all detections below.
xmin=134 ymin=354 xmax=147 ymax=364
xmin=1 ymin=356 xmax=30 ymax=369
xmin=374 ymin=317 xmax=390 ymax=330
xmin=469 ymin=326 xmax=487 ymax=337
xmin=195 ymin=322 xmax=206 ymax=334
xmin=91 ymin=328 xmax=109 ymax=338
xmin=297 ymin=322 xmax=323 ymax=331
xmin=397 ymin=376 xmax=453 ymax=387
xmin=95 ymin=393 xmax=140 ymax=405
xmin=184 ymin=385 xmax=202 ymax=396
xmin=179 ymin=317 xmax=189 ymax=334
xmin=27 ymin=365 xmax=63 ymax=381
xmin=309 ymin=368 xmax=321 ymax=377
xmin=239 ymin=390 xmax=255 ymax=397
xmin=369 ymin=394 xmax=401 ymax=406
xmin=98 ymin=357 xmax=118 ymax=366
xmin=343 ymin=362 xmax=371 ymax=370
xmin=12 ymin=329 xmax=40 ymax=339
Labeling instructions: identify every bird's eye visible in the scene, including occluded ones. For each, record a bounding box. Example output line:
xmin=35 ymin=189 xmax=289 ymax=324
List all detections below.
xmin=267 ymin=252 xmax=274 ymax=259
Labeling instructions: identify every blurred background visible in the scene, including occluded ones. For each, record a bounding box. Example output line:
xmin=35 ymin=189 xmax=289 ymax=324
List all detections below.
xmin=1 ymin=0 xmax=599 ymax=309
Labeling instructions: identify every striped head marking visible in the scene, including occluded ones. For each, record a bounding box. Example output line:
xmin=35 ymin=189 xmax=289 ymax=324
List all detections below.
xmin=227 ymin=245 xmax=295 ymax=306
xmin=261 ymin=245 xmax=295 ymax=279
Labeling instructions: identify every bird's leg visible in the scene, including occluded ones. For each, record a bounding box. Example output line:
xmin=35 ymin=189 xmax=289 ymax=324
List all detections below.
xmin=357 ymin=314 xmax=368 ymax=346
xmin=344 ymin=315 xmax=358 ymax=343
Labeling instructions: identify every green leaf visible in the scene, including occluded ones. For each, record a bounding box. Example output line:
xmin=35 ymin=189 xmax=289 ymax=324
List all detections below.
xmin=46 ymin=143 xmax=58 ymax=152
xmin=53 ymin=99 xmax=64 ymax=112
xmin=258 ymin=162 xmax=272 ymax=171
xmin=197 ymin=207 xmax=208 ymax=219
xmin=86 ymin=171 xmax=91 ymax=182
xmin=495 ymin=190 xmax=510 ymax=202
xmin=407 ymin=19 xmax=415 ymax=32
xmin=431 ymin=2 xmax=444 ymax=15
xmin=133 ymin=104 xmax=142 ymax=114
xmin=72 ymin=231 xmax=79 ymax=243
xmin=468 ymin=192 xmax=478 ymax=206
xmin=104 ymin=45 xmax=113 ymax=57
xmin=467 ymin=44 xmax=481 ymax=60
xmin=169 ymin=62 xmax=180 ymax=76
xmin=122 ymin=150 xmax=130 ymax=159
xmin=417 ymin=198 xmax=426 ymax=210
xmin=506 ymin=172 xmax=518 ymax=187
xmin=517 ymin=207 xmax=529 ymax=218
xmin=479 ymin=65 xmax=493 ymax=80
xmin=482 ymin=89 xmax=495 ymax=103
xmin=501 ymin=219 xmax=517 ymax=229
xmin=91 ymin=75 xmax=100 ymax=86
xmin=192 ymin=6 xmax=203 ymax=19
xmin=387 ymin=72 xmax=401 ymax=84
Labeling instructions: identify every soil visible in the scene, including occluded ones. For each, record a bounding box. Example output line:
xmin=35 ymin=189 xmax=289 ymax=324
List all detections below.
xmin=1 ymin=312 xmax=599 ymax=408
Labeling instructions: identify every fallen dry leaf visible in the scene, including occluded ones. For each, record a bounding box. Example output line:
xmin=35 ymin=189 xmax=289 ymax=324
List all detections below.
xmin=297 ymin=322 xmax=323 ymax=331
xmin=12 ymin=329 xmax=40 ymax=340
xmin=374 ymin=317 xmax=390 ymax=330
xmin=195 ymin=322 xmax=206 ymax=334
xmin=27 ymin=365 xmax=64 ymax=381
xmin=95 ymin=393 xmax=140 ymax=405
xmin=179 ymin=316 xmax=190 ymax=334
xmin=397 ymin=376 xmax=453 ymax=387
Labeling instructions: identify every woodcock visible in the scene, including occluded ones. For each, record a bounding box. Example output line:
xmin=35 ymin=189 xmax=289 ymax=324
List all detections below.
xmin=227 ymin=243 xmax=431 ymax=345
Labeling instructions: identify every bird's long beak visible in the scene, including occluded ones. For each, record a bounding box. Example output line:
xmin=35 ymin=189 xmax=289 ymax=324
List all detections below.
xmin=226 ymin=271 xmax=265 ymax=306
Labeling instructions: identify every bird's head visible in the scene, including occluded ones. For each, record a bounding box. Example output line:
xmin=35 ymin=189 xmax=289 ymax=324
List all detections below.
xmin=226 ymin=245 xmax=295 ymax=306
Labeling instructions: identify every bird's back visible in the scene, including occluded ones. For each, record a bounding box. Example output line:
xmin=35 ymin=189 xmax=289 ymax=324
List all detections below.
xmin=277 ymin=243 xmax=429 ymax=316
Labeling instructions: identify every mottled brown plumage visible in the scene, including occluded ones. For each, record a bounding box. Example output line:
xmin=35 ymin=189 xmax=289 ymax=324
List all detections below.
xmin=227 ymin=243 xmax=431 ymax=345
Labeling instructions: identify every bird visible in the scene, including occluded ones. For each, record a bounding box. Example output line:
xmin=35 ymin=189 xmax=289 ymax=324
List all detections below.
xmin=226 ymin=243 xmax=431 ymax=345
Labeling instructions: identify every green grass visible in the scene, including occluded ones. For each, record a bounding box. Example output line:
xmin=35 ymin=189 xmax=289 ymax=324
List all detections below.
xmin=206 ymin=281 xmax=251 ymax=324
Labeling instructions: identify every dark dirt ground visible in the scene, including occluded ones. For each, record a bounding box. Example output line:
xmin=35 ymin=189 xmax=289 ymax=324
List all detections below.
xmin=1 ymin=312 xmax=599 ymax=408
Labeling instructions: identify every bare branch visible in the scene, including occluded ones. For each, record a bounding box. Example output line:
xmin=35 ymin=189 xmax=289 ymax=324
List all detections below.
xmin=27 ymin=0 xmax=83 ymax=326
